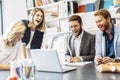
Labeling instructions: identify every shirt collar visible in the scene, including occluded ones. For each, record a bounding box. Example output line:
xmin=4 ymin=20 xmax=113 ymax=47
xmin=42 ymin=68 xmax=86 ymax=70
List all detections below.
xmin=111 ymin=24 xmax=114 ymax=36
xmin=103 ymin=24 xmax=114 ymax=36
xmin=73 ymin=30 xmax=84 ymax=39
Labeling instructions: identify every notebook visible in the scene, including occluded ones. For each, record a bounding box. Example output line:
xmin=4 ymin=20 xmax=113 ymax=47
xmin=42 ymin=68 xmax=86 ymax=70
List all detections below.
xmin=30 ymin=49 xmax=77 ymax=73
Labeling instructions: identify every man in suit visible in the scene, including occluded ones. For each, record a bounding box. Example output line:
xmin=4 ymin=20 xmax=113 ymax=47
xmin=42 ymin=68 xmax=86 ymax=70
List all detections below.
xmin=94 ymin=9 xmax=120 ymax=64
xmin=65 ymin=15 xmax=95 ymax=63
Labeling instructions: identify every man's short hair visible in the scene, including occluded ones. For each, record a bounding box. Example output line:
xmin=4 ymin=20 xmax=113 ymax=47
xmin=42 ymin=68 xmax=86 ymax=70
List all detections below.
xmin=69 ymin=15 xmax=82 ymax=23
xmin=94 ymin=9 xmax=111 ymax=21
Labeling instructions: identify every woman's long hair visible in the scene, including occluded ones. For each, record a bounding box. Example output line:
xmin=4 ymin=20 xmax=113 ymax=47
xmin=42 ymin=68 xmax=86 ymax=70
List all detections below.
xmin=28 ymin=8 xmax=45 ymax=32
xmin=3 ymin=21 xmax=26 ymax=47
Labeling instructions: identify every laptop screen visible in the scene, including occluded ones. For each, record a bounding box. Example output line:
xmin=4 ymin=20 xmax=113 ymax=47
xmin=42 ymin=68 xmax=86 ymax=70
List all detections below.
xmin=30 ymin=49 xmax=63 ymax=72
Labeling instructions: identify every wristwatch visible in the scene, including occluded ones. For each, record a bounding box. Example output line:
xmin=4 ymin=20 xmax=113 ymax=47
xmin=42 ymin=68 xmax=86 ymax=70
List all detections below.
xmin=115 ymin=59 xmax=120 ymax=62
xmin=110 ymin=66 xmax=116 ymax=72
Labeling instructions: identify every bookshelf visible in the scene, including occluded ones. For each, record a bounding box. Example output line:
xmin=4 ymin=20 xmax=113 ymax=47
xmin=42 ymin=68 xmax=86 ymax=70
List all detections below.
xmin=26 ymin=0 xmax=79 ymax=51
xmin=25 ymin=0 xmax=119 ymax=51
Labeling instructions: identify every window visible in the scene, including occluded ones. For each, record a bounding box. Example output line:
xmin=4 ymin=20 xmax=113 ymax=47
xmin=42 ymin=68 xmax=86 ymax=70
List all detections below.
xmin=0 ymin=0 xmax=3 ymax=35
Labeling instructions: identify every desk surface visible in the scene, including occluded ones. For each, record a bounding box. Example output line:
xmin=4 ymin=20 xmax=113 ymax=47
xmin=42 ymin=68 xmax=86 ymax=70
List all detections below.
xmin=0 ymin=63 xmax=120 ymax=80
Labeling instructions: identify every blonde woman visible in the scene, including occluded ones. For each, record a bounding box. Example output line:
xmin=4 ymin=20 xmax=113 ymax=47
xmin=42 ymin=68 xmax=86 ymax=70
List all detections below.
xmin=0 ymin=21 xmax=26 ymax=70
xmin=22 ymin=7 xmax=45 ymax=49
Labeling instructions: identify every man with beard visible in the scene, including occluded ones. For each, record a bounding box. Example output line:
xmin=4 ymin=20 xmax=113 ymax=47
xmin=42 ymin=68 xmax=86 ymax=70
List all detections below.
xmin=94 ymin=9 xmax=120 ymax=64
xmin=65 ymin=15 xmax=95 ymax=63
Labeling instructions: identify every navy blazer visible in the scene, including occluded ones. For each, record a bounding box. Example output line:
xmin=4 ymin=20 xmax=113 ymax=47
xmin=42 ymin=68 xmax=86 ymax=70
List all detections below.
xmin=22 ymin=20 xmax=44 ymax=49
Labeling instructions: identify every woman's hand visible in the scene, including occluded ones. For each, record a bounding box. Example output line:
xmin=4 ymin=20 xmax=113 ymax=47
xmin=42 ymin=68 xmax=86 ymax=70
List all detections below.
xmin=107 ymin=62 xmax=120 ymax=66
xmin=96 ymin=64 xmax=111 ymax=72
xmin=0 ymin=64 xmax=10 ymax=70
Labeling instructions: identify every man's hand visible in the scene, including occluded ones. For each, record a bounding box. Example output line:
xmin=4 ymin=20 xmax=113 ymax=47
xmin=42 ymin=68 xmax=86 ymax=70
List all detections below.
xmin=72 ymin=57 xmax=81 ymax=62
xmin=97 ymin=57 xmax=115 ymax=64
xmin=66 ymin=57 xmax=81 ymax=63
xmin=66 ymin=57 xmax=74 ymax=63
xmin=102 ymin=57 xmax=115 ymax=64
xmin=97 ymin=58 xmax=103 ymax=64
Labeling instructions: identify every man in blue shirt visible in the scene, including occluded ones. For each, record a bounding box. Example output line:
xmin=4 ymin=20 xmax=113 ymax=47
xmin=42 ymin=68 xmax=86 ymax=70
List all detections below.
xmin=104 ymin=25 xmax=115 ymax=58
xmin=94 ymin=9 xmax=120 ymax=64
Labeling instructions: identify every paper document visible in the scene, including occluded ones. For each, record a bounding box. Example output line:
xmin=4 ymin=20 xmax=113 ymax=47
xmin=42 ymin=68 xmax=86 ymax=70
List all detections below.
xmin=63 ymin=61 xmax=93 ymax=66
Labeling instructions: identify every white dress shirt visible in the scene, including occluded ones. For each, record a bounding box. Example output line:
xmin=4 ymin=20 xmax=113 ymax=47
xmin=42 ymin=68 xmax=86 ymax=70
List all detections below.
xmin=74 ymin=30 xmax=84 ymax=57
xmin=26 ymin=31 xmax=35 ymax=49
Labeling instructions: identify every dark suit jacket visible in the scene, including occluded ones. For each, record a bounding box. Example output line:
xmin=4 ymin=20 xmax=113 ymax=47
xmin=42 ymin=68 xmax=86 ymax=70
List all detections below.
xmin=22 ymin=20 xmax=44 ymax=49
xmin=65 ymin=31 xmax=95 ymax=61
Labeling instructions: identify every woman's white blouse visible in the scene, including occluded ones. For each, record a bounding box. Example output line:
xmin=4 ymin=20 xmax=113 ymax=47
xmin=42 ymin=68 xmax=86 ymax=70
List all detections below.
xmin=0 ymin=37 xmax=23 ymax=65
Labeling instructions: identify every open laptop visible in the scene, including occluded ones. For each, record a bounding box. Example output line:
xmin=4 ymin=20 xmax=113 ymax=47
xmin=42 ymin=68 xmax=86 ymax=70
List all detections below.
xmin=30 ymin=49 xmax=76 ymax=73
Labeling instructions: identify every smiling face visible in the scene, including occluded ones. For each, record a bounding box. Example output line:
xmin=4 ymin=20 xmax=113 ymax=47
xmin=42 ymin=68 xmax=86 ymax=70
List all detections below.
xmin=33 ymin=11 xmax=43 ymax=26
xmin=95 ymin=15 xmax=110 ymax=32
xmin=70 ymin=20 xmax=82 ymax=37
xmin=94 ymin=9 xmax=112 ymax=32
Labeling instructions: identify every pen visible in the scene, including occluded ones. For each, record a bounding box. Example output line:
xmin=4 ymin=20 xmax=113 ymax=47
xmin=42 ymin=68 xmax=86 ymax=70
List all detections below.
xmin=27 ymin=66 xmax=32 ymax=79
xmin=16 ymin=67 xmax=21 ymax=78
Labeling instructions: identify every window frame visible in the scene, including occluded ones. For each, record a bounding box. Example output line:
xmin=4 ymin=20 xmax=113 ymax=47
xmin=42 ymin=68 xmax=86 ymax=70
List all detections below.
xmin=0 ymin=0 xmax=3 ymax=35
